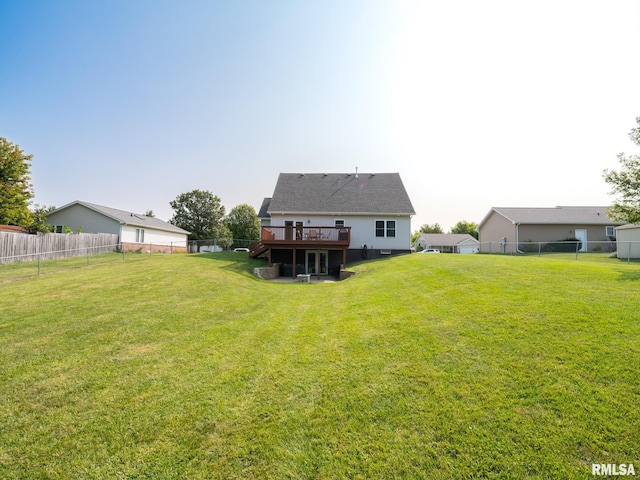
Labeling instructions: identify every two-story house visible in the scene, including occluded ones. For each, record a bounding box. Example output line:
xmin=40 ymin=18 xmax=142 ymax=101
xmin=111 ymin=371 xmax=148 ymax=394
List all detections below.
xmin=252 ymin=172 xmax=415 ymax=278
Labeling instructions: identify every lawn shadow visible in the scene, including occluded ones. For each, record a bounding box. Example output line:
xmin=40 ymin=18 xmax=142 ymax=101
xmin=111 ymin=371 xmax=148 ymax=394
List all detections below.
xmin=187 ymin=252 xmax=262 ymax=279
xmin=617 ymin=268 xmax=640 ymax=281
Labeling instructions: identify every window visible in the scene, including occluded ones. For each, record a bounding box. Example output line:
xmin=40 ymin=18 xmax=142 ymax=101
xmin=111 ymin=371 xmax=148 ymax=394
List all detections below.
xmin=386 ymin=220 xmax=396 ymax=238
xmin=606 ymin=226 xmax=615 ymax=237
xmin=53 ymin=225 xmax=64 ymax=233
xmin=136 ymin=228 xmax=145 ymax=243
xmin=375 ymin=220 xmax=396 ymax=237
xmin=335 ymin=220 xmax=345 ymax=227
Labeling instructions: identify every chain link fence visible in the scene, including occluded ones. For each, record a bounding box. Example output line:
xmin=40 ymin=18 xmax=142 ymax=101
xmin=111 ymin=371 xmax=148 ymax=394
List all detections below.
xmin=0 ymin=241 xmax=189 ymax=283
xmin=187 ymin=238 xmax=257 ymax=253
xmin=480 ymin=240 xmax=640 ymax=262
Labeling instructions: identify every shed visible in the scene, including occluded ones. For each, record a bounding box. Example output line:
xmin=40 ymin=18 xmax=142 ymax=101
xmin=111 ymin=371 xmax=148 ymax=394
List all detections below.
xmin=615 ymin=224 xmax=640 ymax=259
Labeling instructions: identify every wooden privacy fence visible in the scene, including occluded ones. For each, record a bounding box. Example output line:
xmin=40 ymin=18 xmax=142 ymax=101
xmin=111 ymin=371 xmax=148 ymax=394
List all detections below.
xmin=0 ymin=232 xmax=119 ymax=264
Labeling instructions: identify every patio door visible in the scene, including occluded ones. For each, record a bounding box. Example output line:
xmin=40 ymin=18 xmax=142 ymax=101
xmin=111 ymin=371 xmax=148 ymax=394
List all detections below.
xmin=306 ymin=250 xmax=328 ymax=275
xmin=575 ymin=229 xmax=587 ymax=252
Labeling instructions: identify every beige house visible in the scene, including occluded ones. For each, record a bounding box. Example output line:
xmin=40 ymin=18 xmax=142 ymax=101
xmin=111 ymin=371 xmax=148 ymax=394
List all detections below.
xmin=478 ymin=206 xmax=624 ymax=253
xmin=615 ymin=224 xmax=640 ymax=259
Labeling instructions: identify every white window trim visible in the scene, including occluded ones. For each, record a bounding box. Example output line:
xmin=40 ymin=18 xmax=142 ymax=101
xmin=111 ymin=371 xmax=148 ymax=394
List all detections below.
xmin=375 ymin=220 xmax=396 ymax=238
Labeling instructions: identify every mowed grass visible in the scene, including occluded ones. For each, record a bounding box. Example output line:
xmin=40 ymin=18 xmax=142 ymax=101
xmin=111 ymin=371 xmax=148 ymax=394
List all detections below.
xmin=1 ymin=252 xmax=639 ymax=479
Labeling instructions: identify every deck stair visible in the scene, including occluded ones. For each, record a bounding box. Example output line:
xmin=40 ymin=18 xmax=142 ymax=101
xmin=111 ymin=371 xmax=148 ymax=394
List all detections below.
xmin=249 ymin=240 xmax=268 ymax=258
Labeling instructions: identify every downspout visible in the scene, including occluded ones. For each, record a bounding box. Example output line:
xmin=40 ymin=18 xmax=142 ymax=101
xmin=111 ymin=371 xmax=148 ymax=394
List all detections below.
xmin=515 ymin=223 xmax=524 ymax=254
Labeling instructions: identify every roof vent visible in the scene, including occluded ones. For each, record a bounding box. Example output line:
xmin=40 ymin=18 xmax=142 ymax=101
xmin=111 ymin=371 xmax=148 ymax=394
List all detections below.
xmin=355 ymin=167 xmax=359 ymax=179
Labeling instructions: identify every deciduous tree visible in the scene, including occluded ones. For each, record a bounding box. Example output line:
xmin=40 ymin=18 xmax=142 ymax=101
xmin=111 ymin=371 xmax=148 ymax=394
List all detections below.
xmin=603 ymin=117 xmax=640 ymax=223
xmin=450 ymin=220 xmax=479 ymax=239
xmin=227 ymin=203 xmax=260 ymax=241
xmin=27 ymin=204 xmax=55 ymax=233
xmin=419 ymin=223 xmax=443 ymax=234
xmin=0 ymin=137 xmax=33 ymax=227
xmin=169 ymin=189 xmax=231 ymax=242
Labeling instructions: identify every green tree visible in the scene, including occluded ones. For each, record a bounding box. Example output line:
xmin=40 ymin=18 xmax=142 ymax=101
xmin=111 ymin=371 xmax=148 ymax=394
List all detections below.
xmin=169 ymin=189 xmax=231 ymax=242
xmin=227 ymin=203 xmax=260 ymax=241
xmin=419 ymin=223 xmax=443 ymax=234
xmin=449 ymin=220 xmax=479 ymax=239
xmin=0 ymin=137 xmax=34 ymax=227
xmin=603 ymin=117 xmax=640 ymax=223
xmin=27 ymin=204 xmax=55 ymax=233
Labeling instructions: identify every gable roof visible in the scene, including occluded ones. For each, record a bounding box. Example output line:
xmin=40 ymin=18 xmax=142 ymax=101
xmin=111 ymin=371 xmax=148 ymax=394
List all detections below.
xmin=479 ymin=206 xmax=624 ymax=228
xmin=267 ymin=173 xmax=415 ymax=216
xmin=416 ymin=233 xmax=479 ymax=247
xmin=258 ymin=197 xmax=272 ymax=219
xmin=49 ymin=201 xmax=190 ymax=235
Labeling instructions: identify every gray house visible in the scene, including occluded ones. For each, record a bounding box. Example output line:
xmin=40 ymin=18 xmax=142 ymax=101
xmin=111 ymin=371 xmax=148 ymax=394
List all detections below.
xmin=47 ymin=201 xmax=190 ymax=252
xmin=253 ymin=172 xmax=415 ymax=277
xmin=478 ymin=206 xmax=624 ymax=253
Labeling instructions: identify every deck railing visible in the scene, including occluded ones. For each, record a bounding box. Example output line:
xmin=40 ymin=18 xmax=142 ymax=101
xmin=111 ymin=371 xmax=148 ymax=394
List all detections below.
xmin=261 ymin=226 xmax=351 ymax=245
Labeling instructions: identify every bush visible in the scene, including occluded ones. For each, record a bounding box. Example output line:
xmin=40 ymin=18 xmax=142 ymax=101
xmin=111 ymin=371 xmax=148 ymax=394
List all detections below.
xmin=542 ymin=238 xmax=582 ymax=253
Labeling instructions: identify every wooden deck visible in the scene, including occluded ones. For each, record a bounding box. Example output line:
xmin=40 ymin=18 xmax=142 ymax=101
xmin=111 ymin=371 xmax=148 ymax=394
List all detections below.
xmin=260 ymin=226 xmax=351 ymax=248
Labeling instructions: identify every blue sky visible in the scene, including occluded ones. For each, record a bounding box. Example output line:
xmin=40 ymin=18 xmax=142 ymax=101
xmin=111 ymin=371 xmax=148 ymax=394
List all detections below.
xmin=1 ymin=0 xmax=639 ymax=231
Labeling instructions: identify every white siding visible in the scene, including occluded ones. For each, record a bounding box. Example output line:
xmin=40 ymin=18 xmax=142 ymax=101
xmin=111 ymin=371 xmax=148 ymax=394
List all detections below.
xmin=121 ymin=225 xmax=188 ymax=247
xmin=269 ymin=214 xmax=412 ymax=250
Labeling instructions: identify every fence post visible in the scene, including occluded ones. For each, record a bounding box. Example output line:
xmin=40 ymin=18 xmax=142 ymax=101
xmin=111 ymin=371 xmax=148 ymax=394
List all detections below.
xmin=87 ymin=247 xmax=90 ymax=266
xmin=575 ymin=241 xmax=579 ymax=260
xmin=38 ymin=253 xmax=41 ymax=276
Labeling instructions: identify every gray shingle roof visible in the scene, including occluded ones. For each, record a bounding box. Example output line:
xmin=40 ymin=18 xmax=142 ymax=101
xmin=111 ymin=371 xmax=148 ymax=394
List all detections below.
xmin=56 ymin=201 xmax=190 ymax=234
xmin=258 ymin=198 xmax=272 ymax=219
xmin=267 ymin=173 xmax=415 ymax=215
xmin=417 ymin=233 xmax=479 ymax=246
xmin=490 ymin=206 xmax=622 ymax=225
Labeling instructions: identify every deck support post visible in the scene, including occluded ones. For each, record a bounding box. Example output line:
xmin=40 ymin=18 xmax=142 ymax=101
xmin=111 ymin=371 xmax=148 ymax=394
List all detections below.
xmin=292 ymin=248 xmax=297 ymax=278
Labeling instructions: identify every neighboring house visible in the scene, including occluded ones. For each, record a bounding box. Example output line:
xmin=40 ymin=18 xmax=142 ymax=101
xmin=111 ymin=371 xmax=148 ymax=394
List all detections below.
xmin=414 ymin=233 xmax=479 ymax=254
xmin=615 ymin=224 xmax=640 ymax=259
xmin=47 ymin=201 xmax=190 ymax=252
xmin=252 ymin=172 xmax=415 ymax=277
xmin=0 ymin=225 xmax=29 ymax=234
xmin=478 ymin=206 xmax=624 ymax=253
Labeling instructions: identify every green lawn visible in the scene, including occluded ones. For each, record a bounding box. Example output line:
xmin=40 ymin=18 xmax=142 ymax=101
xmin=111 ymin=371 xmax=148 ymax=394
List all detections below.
xmin=1 ymin=252 xmax=639 ymax=479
